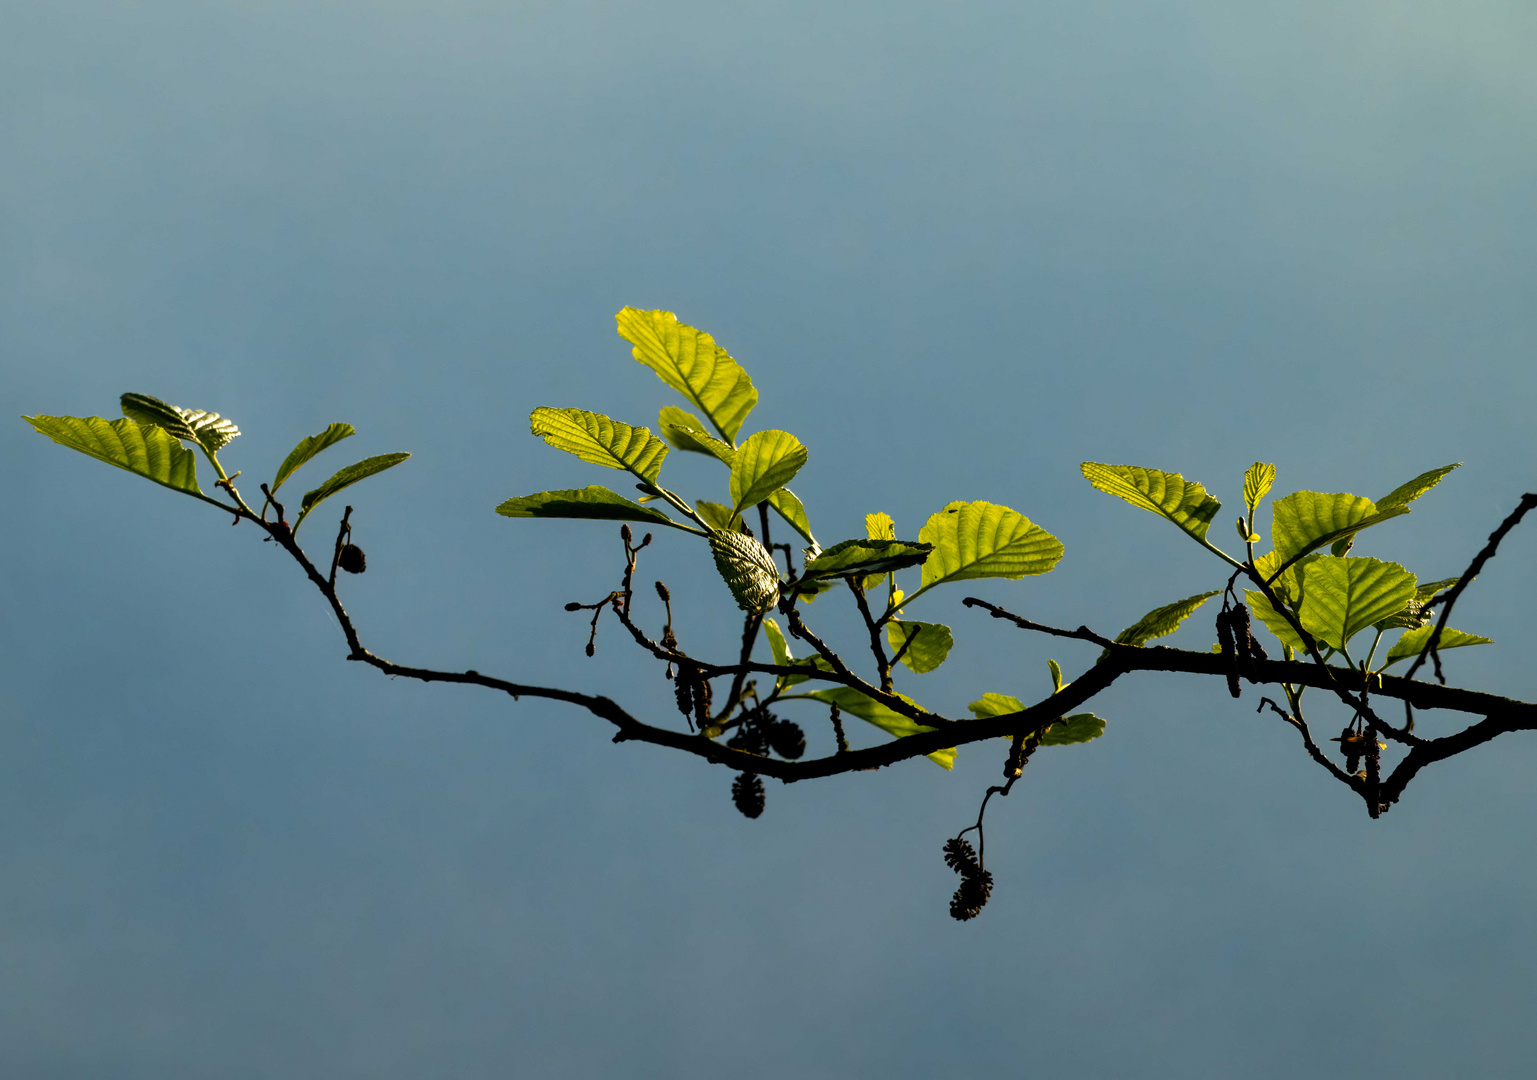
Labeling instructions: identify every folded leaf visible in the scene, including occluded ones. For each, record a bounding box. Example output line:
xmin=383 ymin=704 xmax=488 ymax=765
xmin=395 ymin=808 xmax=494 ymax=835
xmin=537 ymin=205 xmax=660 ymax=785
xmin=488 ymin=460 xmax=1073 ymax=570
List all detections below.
xmin=886 ymin=620 xmax=953 ymax=674
xmin=295 ymin=453 xmax=410 ymax=529
xmin=1244 ymin=462 xmax=1276 ymax=520
xmin=730 ymin=430 xmax=807 ymax=514
xmin=917 ymin=501 xmax=1063 ymax=591
xmin=801 ymin=686 xmax=954 ymax=768
xmin=767 ymin=487 xmax=816 ymax=546
xmin=1113 ymin=592 xmax=1220 ymax=647
xmin=1384 ymin=625 xmax=1492 ymax=666
xmin=694 ymin=500 xmax=743 ymax=533
xmin=1377 ymin=463 xmax=1461 ymax=511
xmin=495 ymin=485 xmax=686 ymax=530
xmin=120 ymin=392 xmax=240 ymax=456
xmin=272 ymin=423 xmax=355 ymax=493
xmin=1081 ymin=463 xmax=1221 ymax=542
xmin=616 ymin=308 xmax=757 ymax=443
xmin=530 ymin=407 xmax=668 ymax=485
xmin=657 ymin=406 xmax=720 ymax=455
xmin=1295 ymin=556 xmax=1416 ymax=650
xmin=24 ymin=414 xmax=204 ymax=498
xmin=863 ymin=511 xmax=897 ymax=589
xmin=1270 ymin=490 xmax=1408 ymax=566
xmin=802 ymin=538 xmax=933 ymax=581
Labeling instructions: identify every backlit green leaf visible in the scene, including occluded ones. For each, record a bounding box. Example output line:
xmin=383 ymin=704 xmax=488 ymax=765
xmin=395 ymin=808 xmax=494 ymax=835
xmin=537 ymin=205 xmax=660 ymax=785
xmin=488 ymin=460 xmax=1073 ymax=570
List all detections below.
xmin=1377 ymin=463 xmax=1461 ymax=511
xmin=886 ymin=620 xmax=953 ymax=674
xmin=530 ymin=407 xmax=668 ymax=485
xmin=272 ymin=423 xmax=355 ymax=493
xmin=802 ymin=539 xmax=933 ymax=581
xmin=1114 ymin=592 xmax=1220 ymax=647
xmin=762 ymin=617 xmax=832 ymax=687
xmin=1295 ymin=556 xmax=1416 ymax=650
xmin=495 ymin=485 xmax=688 ymax=530
xmin=1245 ymin=588 xmax=1307 ymax=650
xmin=801 ymin=686 xmax=954 ymax=768
xmin=120 ymin=392 xmax=240 ymax=457
xmin=1048 ymin=659 xmax=1065 ymax=693
xmin=24 ymin=414 xmax=206 ymax=499
xmin=1416 ymin=577 xmax=1461 ymax=601
xmin=1081 ymin=463 xmax=1222 ymax=542
xmin=862 ymin=512 xmax=897 ymax=589
xmin=1244 ymin=462 xmax=1276 ymax=520
xmin=616 ymin=307 xmax=757 ymax=443
xmin=1384 ymin=625 xmax=1492 ymax=666
xmin=658 ymin=408 xmax=737 ymax=464
xmin=917 ymin=501 xmax=1063 ymax=592
xmin=1039 ymin=713 xmax=1106 ymax=746
xmin=694 ymin=500 xmax=743 ymax=533
xmin=965 ymin=694 xmax=1104 ymax=745
xmin=1270 ymin=490 xmax=1408 ymax=566
xmin=767 ymin=487 xmax=816 ymax=546
xmin=295 ymin=453 xmax=410 ymax=530
xmin=730 ymin=430 xmax=807 ymax=514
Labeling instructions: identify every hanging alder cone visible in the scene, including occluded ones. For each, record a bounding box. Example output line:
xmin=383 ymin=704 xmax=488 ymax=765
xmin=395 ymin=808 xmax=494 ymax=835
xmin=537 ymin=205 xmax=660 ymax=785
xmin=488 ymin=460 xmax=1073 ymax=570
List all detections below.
xmin=768 ymin=719 xmax=806 ymax=760
xmin=949 ymin=869 xmax=994 ymax=921
xmin=338 ymin=544 xmax=367 ymax=574
xmin=708 ymin=529 xmax=781 ymax=613
xmin=731 ymin=772 xmax=765 ymax=818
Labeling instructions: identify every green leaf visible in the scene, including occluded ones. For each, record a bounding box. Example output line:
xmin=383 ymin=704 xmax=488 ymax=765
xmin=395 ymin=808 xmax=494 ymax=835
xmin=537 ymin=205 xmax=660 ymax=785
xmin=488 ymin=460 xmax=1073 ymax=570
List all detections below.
xmin=24 ymin=414 xmax=206 ymax=499
xmin=658 ymin=408 xmax=737 ymax=464
xmin=1252 ymin=549 xmax=1301 ymax=605
xmin=694 ymin=500 xmax=743 ymax=533
xmin=729 ymin=430 xmax=807 ymax=514
xmin=802 ymin=539 xmax=933 ymax=582
xmin=761 ymin=616 xmax=831 ymax=687
xmin=120 ymin=392 xmax=240 ymax=457
xmin=916 ymin=500 xmax=1063 ymax=592
xmin=1244 ymin=588 xmax=1307 ymax=650
xmin=272 ymin=422 xmax=355 ymax=493
xmin=1295 ymin=556 xmax=1417 ymax=650
xmin=1047 ymin=659 xmax=1065 ymax=693
xmin=886 ymin=620 xmax=953 ymax=674
xmin=295 ymin=453 xmax=410 ymax=529
xmin=530 ymin=407 xmax=668 ymax=485
xmin=1269 ymin=490 xmax=1408 ymax=566
xmin=1384 ymin=625 xmax=1492 ymax=666
xmin=1377 ymin=463 xmax=1461 ymax=511
xmin=965 ymin=694 xmax=1104 ymax=745
xmin=967 ymin=693 xmax=1024 ymax=719
xmin=767 ymin=487 xmax=816 ymax=546
xmin=1039 ymin=713 xmax=1106 ymax=746
xmin=1113 ymin=592 xmax=1220 ymax=647
xmin=615 ymin=307 xmax=758 ymax=443
xmin=1416 ymin=577 xmax=1461 ymax=601
xmin=1244 ymin=462 xmax=1276 ymax=521
xmin=1081 ymin=463 xmax=1222 ymax=543
xmin=801 ymin=686 xmax=954 ymax=768
xmin=495 ymin=485 xmax=688 ymax=530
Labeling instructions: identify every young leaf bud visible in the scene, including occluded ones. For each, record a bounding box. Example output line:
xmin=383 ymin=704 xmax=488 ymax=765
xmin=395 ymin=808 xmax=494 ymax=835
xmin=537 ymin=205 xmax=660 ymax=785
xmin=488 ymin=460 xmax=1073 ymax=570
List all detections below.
xmin=620 ymin=524 xmax=633 ymax=544
xmin=564 ymin=602 xmax=584 ymax=612
xmin=338 ymin=544 xmax=367 ymax=574
xmin=1236 ymin=516 xmax=1248 ymax=541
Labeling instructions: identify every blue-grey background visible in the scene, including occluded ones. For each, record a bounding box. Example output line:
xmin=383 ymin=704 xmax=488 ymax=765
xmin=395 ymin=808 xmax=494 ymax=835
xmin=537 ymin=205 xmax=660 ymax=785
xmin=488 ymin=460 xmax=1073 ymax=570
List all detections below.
xmin=4 ymin=2 xmax=1535 ymax=1076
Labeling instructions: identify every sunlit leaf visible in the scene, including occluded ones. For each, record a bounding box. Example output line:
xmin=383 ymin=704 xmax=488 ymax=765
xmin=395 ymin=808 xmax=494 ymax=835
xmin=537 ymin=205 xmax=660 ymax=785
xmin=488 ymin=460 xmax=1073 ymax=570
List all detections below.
xmin=1416 ymin=577 xmax=1461 ymax=601
xmin=272 ymin=422 xmax=355 ymax=492
xmin=802 ymin=538 xmax=933 ymax=582
xmin=120 ymin=392 xmax=240 ymax=457
xmin=1081 ymin=463 xmax=1221 ymax=542
xmin=1269 ymin=490 xmax=1408 ymax=566
xmin=1113 ymin=592 xmax=1220 ymax=647
xmin=295 ymin=453 xmax=410 ymax=529
xmin=917 ymin=501 xmax=1063 ymax=591
xmin=730 ymin=430 xmax=807 ymax=514
xmin=965 ymin=694 xmax=1104 ymax=745
xmin=863 ymin=512 xmax=897 ymax=589
xmin=1377 ymin=463 xmax=1461 ymax=511
xmin=495 ymin=486 xmax=687 ymax=530
xmin=1047 ymin=659 xmax=1065 ymax=693
xmin=24 ymin=414 xmax=205 ymax=498
xmin=801 ymin=686 xmax=954 ymax=768
xmin=616 ymin=307 xmax=757 ymax=442
xmin=1295 ymin=556 xmax=1417 ymax=650
xmin=762 ymin=617 xmax=832 ymax=688
xmin=1244 ymin=462 xmax=1276 ymax=521
xmin=1039 ymin=713 xmax=1106 ymax=745
xmin=658 ymin=409 xmax=737 ymax=464
xmin=767 ymin=487 xmax=816 ymax=546
xmin=530 ymin=407 xmax=668 ymax=484
xmin=1245 ymin=588 xmax=1307 ymax=651
xmin=694 ymin=500 xmax=743 ymax=533
xmin=1384 ymin=625 xmax=1492 ymax=666
xmin=886 ymin=620 xmax=953 ymax=674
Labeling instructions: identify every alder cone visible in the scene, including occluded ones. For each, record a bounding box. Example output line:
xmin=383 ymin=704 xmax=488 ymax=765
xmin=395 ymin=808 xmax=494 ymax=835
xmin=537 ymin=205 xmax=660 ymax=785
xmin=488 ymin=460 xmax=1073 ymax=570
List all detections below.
xmin=338 ymin=544 xmax=367 ymax=574
xmin=731 ymin=772 xmax=766 ymax=818
xmin=708 ymin=529 xmax=780 ymax=613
